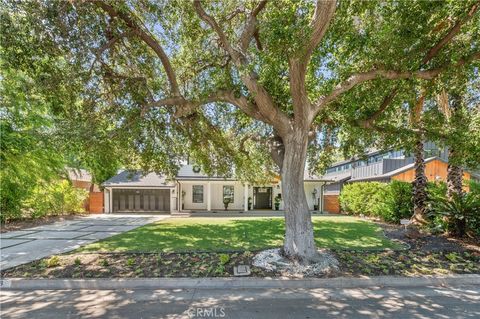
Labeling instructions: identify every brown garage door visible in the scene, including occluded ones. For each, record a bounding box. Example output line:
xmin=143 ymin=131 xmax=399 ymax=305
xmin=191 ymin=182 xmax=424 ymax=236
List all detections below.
xmin=112 ymin=189 xmax=170 ymax=212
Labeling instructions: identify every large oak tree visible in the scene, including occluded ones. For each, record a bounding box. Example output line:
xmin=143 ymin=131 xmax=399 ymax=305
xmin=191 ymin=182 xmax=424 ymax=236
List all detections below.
xmin=2 ymin=0 xmax=479 ymax=262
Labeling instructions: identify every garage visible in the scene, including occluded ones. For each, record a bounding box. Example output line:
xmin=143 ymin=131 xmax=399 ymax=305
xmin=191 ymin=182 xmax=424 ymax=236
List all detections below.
xmin=103 ymin=171 xmax=176 ymax=213
xmin=112 ymin=189 xmax=171 ymax=213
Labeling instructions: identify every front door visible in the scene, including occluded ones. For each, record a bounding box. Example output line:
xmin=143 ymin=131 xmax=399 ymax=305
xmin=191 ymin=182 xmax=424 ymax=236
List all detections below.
xmin=253 ymin=187 xmax=272 ymax=209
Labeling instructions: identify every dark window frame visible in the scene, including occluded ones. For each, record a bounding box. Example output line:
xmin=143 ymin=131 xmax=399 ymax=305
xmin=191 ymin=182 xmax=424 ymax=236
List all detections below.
xmin=192 ymin=185 xmax=204 ymax=203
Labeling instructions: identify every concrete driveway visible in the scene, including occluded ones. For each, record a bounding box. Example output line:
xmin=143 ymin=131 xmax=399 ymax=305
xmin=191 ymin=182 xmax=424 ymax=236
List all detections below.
xmin=0 ymin=214 xmax=169 ymax=270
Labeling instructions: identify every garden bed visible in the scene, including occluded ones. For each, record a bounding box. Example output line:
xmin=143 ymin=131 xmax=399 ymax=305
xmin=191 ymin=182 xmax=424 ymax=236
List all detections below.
xmin=2 ymin=249 xmax=479 ymax=279
xmin=0 ymin=214 xmax=89 ymax=233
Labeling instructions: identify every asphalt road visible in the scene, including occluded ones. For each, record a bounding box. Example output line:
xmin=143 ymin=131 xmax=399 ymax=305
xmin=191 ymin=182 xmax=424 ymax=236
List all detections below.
xmin=1 ymin=285 xmax=479 ymax=319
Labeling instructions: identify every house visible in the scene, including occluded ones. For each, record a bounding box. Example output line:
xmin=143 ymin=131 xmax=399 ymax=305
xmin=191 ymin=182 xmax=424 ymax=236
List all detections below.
xmin=101 ymin=142 xmax=477 ymax=214
xmin=320 ymin=142 xmax=478 ymax=213
xmin=67 ymin=168 xmax=103 ymax=213
xmin=102 ymin=166 xmax=330 ymax=213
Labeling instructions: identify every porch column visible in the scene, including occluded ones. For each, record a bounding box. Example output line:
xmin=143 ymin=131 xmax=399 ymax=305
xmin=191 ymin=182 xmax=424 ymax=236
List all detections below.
xmin=179 ymin=183 xmax=182 ymax=211
xmin=109 ymin=188 xmax=113 ymax=214
xmin=244 ymin=183 xmax=248 ymax=212
xmin=320 ymin=183 xmax=324 ymax=213
xmin=207 ymin=182 xmax=211 ymax=211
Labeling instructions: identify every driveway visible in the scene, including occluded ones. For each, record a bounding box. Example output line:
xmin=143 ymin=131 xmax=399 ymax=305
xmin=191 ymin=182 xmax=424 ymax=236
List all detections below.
xmin=0 ymin=214 xmax=169 ymax=270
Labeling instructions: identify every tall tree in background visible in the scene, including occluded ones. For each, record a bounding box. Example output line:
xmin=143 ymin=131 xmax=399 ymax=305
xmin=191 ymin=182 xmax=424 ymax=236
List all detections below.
xmin=410 ymin=93 xmax=429 ymax=224
xmin=2 ymin=0 xmax=479 ymax=262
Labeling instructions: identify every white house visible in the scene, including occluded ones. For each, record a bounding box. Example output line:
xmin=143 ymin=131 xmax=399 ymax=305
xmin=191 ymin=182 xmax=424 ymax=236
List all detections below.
xmin=102 ymin=165 xmax=330 ymax=213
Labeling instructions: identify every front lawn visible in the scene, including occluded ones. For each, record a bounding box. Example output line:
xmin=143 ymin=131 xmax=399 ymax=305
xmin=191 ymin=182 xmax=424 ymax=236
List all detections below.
xmin=80 ymin=216 xmax=402 ymax=252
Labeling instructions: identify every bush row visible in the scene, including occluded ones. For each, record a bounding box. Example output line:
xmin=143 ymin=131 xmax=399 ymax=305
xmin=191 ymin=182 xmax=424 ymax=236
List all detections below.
xmin=339 ymin=180 xmax=480 ymax=236
xmin=339 ymin=180 xmax=414 ymax=223
xmin=0 ymin=180 xmax=88 ymax=223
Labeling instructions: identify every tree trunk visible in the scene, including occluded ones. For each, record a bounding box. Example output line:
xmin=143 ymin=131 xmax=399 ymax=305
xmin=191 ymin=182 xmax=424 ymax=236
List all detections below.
xmin=447 ymin=147 xmax=463 ymax=200
xmin=281 ymin=129 xmax=318 ymax=263
xmin=412 ymin=138 xmax=428 ymax=224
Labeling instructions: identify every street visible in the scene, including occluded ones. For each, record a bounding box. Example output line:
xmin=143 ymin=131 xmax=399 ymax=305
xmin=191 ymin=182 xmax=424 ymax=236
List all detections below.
xmin=1 ymin=284 xmax=479 ymax=318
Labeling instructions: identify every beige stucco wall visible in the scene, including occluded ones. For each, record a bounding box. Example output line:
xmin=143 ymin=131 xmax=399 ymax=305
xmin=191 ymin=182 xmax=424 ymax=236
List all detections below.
xmin=179 ymin=180 xmax=325 ymax=211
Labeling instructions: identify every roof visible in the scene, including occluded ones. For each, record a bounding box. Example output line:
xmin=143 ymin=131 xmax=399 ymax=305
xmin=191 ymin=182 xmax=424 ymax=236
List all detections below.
xmin=175 ymin=165 xmax=236 ymax=181
xmin=67 ymin=168 xmax=92 ymax=182
xmin=317 ymin=171 xmax=352 ymax=183
xmin=102 ymin=165 xmax=333 ymax=187
xmin=102 ymin=171 xmax=175 ymax=188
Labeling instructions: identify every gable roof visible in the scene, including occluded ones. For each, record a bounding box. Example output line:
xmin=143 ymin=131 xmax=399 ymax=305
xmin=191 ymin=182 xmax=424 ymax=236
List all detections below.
xmin=175 ymin=165 xmax=236 ymax=181
xmin=67 ymin=168 xmax=92 ymax=182
xmin=102 ymin=171 xmax=175 ymax=188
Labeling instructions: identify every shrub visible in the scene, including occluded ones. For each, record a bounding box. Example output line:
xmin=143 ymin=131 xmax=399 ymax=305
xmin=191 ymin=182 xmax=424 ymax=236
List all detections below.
xmin=339 ymin=182 xmax=388 ymax=217
xmin=381 ymin=180 xmax=413 ymax=223
xmin=468 ymin=180 xmax=480 ymax=196
xmin=46 ymin=256 xmax=60 ymax=268
xmin=427 ymin=192 xmax=480 ymax=237
xmin=426 ymin=181 xmax=447 ymax=201
xmin=340 ymin=181 xmax=413 ymax=223
xmin=219 ymin=254 xmax=230 ymax=265
xmin=24 ymin=180 xmax=88 ymax=218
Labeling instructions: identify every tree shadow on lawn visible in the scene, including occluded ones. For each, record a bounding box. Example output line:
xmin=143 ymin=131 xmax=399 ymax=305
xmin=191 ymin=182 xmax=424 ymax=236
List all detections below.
xmin=80 ymin=218 xmax=400 ymax=253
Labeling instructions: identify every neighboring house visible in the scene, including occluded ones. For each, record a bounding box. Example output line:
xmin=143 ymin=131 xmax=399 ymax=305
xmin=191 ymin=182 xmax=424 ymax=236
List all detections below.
xmin=68 ymin=168 xmax=96 ymax=191
xmin=67 ymin=168 xmax=104 ymax=213
xmin=102 ymin=166 xmax=330 ymax=214
xmin=320 ymin=142 xmax=478 ymax=213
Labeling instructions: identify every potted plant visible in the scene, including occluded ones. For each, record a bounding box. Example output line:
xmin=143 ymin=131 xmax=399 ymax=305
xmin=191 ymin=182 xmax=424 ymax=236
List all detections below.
xmin=247 ymin=197 xmax=252 ymax=210
xmin=274 ymin=195 xmax=281 ymax=210
xmin=223 ymin=197 xmax=231 ymax=211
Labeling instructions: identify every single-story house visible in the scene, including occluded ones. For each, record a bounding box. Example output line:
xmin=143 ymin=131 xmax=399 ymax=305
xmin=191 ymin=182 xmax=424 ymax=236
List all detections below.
xmin=102 ymin=165 xmax=331 ymax=213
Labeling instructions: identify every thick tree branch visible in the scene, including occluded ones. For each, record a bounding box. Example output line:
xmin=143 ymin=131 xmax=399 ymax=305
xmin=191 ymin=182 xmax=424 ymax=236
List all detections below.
xmin=289 ymin=1 xmax=336 ymax=127
xmin=91 ymin=0 xmax=181 ymax=96
xmin=313 ymin=51 xmax=480 ymax=116
xmin=146 ymin=90 xmax=264 ymax=122
xmin=304 ymin=0 xmax=336 ymax=63
xmin=89 ymin=30 xmax=134 ymax=74
xmin=193 ymin=0 xmax=291 ymax=135
xmin=193 ymin=1 xmax=239 ymax=60
xmin=422 ymin=0 xmax=480 ymax=65
xmin=239 ymin=0 xmax=268 ymax=52
xmin=356 ymin=88 xmax=398 ymax=128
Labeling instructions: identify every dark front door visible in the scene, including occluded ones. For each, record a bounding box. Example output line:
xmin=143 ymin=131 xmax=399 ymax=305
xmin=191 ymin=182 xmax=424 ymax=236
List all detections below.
xmin=253 ymin=187 xmax=272 ymax=209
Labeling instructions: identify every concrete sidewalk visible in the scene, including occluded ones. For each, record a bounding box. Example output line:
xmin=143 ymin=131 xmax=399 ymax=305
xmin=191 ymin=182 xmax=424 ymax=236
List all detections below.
xmin=0 ymin=214 xmax=168 ymax=270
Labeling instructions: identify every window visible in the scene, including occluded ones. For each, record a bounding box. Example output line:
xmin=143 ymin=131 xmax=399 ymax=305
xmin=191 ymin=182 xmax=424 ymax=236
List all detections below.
xmin=223 ymin=185 xmax=234 ymax=203
xmin=192 ymin=185 xmax=204 ymax=203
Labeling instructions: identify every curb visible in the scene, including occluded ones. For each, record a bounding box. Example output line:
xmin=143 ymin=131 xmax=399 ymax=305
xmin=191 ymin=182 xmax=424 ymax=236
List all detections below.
xmin=2 ymin=274 xmax=479 ymax=290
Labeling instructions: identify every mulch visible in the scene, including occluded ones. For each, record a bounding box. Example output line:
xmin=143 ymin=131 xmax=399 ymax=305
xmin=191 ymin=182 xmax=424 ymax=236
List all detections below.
xmin=0 ymin=214 xmax=90 ymax=233
xmin=2 ymin=217 xmax=479 ymax=279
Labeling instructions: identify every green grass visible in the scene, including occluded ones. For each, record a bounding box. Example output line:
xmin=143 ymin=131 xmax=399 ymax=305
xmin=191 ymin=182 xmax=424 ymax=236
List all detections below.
xmin=79 ymin=216 xmax=402 ymax=253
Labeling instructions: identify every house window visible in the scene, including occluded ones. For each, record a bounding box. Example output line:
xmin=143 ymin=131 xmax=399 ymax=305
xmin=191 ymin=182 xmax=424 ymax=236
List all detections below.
xmin=223 ymin=185 xmax=234 ymax=203
xmin=192 ymin=185 xmax=204 ymax=203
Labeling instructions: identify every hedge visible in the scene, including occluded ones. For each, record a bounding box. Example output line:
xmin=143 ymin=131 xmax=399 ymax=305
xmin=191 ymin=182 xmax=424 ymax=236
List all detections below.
xmin=339 ymin=181 xmax=413 ymax=223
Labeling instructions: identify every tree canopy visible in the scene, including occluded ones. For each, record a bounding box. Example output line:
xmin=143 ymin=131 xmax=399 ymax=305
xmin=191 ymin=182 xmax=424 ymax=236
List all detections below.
xmin=2 ymin=0 xmax=478 ymax=179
